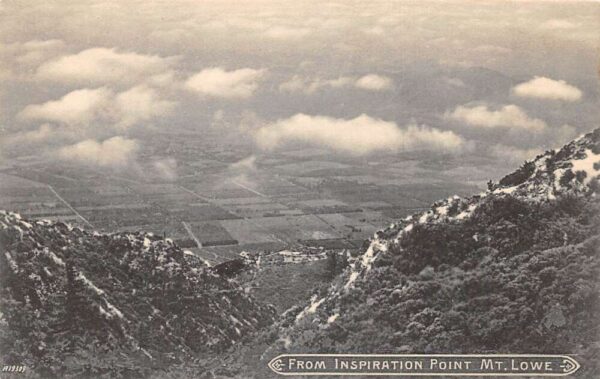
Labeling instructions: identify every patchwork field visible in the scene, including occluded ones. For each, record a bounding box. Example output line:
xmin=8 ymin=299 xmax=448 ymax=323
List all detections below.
xmin=0 ymin=132 xmax=484 ymax=264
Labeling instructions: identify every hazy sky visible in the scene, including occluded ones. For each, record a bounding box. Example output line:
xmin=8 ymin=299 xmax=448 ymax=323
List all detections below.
xmin=0 ymin=0 xmax=598 ymax=175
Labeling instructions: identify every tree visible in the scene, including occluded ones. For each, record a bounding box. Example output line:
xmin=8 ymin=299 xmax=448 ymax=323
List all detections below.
xmin=325 ymin=251 xmax=348 ymax=279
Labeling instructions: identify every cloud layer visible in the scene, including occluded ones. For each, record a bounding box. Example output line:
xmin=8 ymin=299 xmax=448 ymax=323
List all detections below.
xmin=18 ymin=85 xmax=174 ymax=129
xmin=279 ymin=74 xmax=393 ymax=94
xmin=57 ymin=136 xmax=139 ymax=169
xmin=18 ymin=88 xmax=112 ymax=126
xmin=185 ymin=67 xmax=266 ymax=99
xmin=447 ymin=104 xmax=547 ymax=131
xmin=36 ymin=48 xmax=174 ymax=85
xmin=255 ymin=113 xmax=465 ymax=155
xmin=355 ymin=74 xmax=393 ymax=91
xmin=512 ymin=76 xmax=582 ymax=102
xmin=1 ymin=1 xmax=597 ymax=177
xmin=152 ymin=157 xmax=178 ymax=181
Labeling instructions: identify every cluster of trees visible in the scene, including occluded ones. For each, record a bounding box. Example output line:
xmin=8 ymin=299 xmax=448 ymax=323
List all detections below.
xmin=0 ymin=216 xmax=276 ymax=377
xmin=280 ymin=194 xmax=600 ymax=377
xmin=325 ymin=251 xmax=349 ymax=279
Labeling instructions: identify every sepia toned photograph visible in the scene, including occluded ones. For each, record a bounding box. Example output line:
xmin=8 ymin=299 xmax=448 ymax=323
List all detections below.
xmin=0 ymin=0 xmax=598 ymax=378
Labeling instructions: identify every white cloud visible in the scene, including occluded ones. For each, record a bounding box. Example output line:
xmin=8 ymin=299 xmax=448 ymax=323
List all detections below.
xmin=146 ymin=70 xmax=177 ymax=87
xmin=279 ymin=75 xmax=353 ymax=94
xmin=114 ymin=85 xmax=175 ymax=128
xmin=355 ymin=74 xmax=393 ymax=91
xmin=279 ymin=75 xmax=313 ymax=93
xmin=447 ymin=104 xmax=547 ymax=131
xmin=512 ymin=76 xmax=582 ymax=102
xmin=0 ymin=39 xmax=66 ymax=79
xmin=18 ymin=88 xmax=112 ymax=125
xmin=1 ymin=124 xmax=54 ymax=146
xmin=57 ymin=136 xmax=139 ymax=168
xmin=36 ymin=47 xmax=174 ymax=85
xmin=279 ymin=74 xmax=392 ymax=94
xmin=152 ymin=157 xmax=178 ymax=181
xmin=18 ymin=86 xmax=174 ymax=129
xmin=16 ymin=39 xmax=66 ymax=66
xmin=185 ymin=67 xmax=266 ymax=99
xmin=255 ymin=113 xmax=466 ymax=155
xmin=327 ymin=76 xmax=355 ymax=88
xmin=21 ymin=39 xmax=65 ymax=50
xmin=230 ymin=155 xmax=257 ymax=171
xmin=227 ymin=155 xmax=258 ymax=183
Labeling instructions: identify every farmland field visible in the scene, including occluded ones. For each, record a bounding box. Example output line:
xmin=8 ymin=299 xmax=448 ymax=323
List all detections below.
xmin=0 ymin=132 xmax=484 ymax=264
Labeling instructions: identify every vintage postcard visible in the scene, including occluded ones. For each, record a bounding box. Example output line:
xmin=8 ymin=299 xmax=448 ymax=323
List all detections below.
xmin=0 ymin=1 xmax=598 ymax=378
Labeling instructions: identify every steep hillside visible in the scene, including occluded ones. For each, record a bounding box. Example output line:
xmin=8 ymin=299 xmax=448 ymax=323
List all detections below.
xmin=226 ymin=129 xmax=600 ymax=378
xmin=0 ymin=214 xmax=276 ymax=378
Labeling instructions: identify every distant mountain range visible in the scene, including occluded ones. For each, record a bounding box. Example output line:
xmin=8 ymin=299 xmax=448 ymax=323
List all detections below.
xmin=1 ymin=129 xmax=599 ymax=378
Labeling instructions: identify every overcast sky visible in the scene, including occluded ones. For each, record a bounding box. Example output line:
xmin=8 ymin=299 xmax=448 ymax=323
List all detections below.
xmin=0 ymin=0 xmax=598 ymax=175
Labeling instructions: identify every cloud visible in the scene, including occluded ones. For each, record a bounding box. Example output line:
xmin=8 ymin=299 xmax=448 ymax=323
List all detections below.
xmin=278 ymin=75 xmax=313 ymax=93
xmin=0 ymin=124 xmax=54 ymax=148
xmin=57 ymin=136 xmax=139 ymax=169
xmin=512 ymin=76 xmax=582 ymax=101
xmin=15 ymin=39 xmax=67 ymax=66
xmin=18 ymin=85 xmax=174 ymax=129
xmin=447 ymin=104 xmax=547 ymax=131
xmin=114 ymin=85 xmax=176 ymax=128
xmin=226 ymin=155 xmax=259 ymax=186
xmin=355 ymin=74 xmax=393 ymax=91
xmin=152 ymin=157 xmax=178 ymax=181
xmin=255 ymin=113 xmax=466 ymax=155
xmin=279 ymin=75 xmax=353 ymax=94
xmin=185 ymin=67 xmax=266 ymax=99
xmin=18 ymin=88 xmax=112 ymax=125
xmin=229 ymin=155 xmax=257 ymax=171
xmin=21 ymin=39 xmax=65 ymax=50
xmin=0 ymin=39 xmax=66 ymax=80
xmin=36 ymin=47 xmax=174 ymax=85
xmin=279 ymin=74 xmax=392 ymax=94
xmin=146 ymin=70 xmax=177 ymax=87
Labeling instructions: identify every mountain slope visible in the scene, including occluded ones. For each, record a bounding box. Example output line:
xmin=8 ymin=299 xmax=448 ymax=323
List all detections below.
xmin=0 ymin=213 xmax=276 ymax=377
xmin=234 ymin=129 xmax=600 ymax=378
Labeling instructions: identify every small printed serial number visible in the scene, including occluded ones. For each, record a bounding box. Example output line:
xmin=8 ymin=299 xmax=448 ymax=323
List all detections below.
xmin=2 ymin=365 xmax=26 ymax=373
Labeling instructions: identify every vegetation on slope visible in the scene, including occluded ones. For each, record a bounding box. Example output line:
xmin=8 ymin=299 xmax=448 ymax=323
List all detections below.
xmin=0 ymin=214 xmax=276 ymax=378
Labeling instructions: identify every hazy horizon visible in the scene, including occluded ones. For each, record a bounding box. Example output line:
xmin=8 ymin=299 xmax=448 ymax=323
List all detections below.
xmin=1 ymin=1 xmax=598 ymax=182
